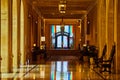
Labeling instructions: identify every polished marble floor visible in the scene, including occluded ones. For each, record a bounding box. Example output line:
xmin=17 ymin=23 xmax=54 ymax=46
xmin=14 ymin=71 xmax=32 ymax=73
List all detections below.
xmin=1 ymin=56 xmax=120 ymax=80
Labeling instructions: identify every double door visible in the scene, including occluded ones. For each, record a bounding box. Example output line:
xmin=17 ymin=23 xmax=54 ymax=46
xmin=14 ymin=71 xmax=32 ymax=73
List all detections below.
xmin=55 ymin=32 xmax=70 ymax=49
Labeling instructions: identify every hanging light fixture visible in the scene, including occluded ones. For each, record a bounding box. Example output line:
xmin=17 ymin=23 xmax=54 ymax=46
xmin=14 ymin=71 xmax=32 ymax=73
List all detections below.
xmin=60 ymin=17 xmax=65 ymax=32
xmin=59 ymin=0 xmax=66 ymax=13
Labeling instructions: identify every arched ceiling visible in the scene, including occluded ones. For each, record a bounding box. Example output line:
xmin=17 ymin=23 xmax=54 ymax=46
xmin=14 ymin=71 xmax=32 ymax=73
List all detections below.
xmin=28 ymin=0 xmax=97 ymax=19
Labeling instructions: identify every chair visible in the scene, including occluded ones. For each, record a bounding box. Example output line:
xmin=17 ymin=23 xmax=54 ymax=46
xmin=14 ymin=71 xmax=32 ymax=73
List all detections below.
xmin=94 ymin=44 xmax=107 ymax=67
xmin=100 ymin=44 xmax=116 ymax=73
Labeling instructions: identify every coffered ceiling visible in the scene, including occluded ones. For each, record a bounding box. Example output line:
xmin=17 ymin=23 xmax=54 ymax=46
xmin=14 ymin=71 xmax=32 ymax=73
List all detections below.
xmin=28 ymin=0 xmax=97 ymax=19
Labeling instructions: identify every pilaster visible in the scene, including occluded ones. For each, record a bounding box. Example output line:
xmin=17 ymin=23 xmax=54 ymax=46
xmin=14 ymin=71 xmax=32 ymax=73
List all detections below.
xmin=97 ymin=0 xmax=107 ymax=57
xmin=0 ymin=0 xmax=1 ymax=78
xmin=23 ymin=0 xmax=28 ymax=64
xmin=115 ymin=0 xmax=120 ymax=74
xmin=37 ymin=17 xmax=41 ymax=47
xmin=84 ymin=15 xmax=87 ymax=44
xmin=106 ymin=0 xmax=114 ymax=57
xmin=8 ymin=0 xmax=13 ymax=73
xmin=17 ymin=0 xmax=21 ymax=68
xmin=38 ymin=17 xmax=41 ymax=46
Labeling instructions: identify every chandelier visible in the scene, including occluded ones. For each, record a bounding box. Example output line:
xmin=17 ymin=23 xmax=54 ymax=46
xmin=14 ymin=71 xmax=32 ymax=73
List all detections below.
xmin=58 ymin=0 xmax=66 ymax=13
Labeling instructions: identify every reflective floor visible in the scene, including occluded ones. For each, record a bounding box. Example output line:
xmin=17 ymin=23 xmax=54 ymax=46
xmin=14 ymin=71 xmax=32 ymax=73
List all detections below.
xmin=1 ymin=56 xmax=120 ymax=80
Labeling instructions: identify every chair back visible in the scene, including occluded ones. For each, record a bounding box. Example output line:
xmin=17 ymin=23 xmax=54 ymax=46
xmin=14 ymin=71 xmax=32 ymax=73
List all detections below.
xmin=109 ymin=44 xmax=116 ymax=62
xmin=100 ymin=44 xmax=107 ymax=59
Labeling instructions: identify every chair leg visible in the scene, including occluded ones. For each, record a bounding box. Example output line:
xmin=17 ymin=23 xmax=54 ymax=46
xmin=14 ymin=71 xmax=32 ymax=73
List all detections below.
xmin=100 ymin=64 xmax=111 ymax=74
xmin=108 ymin=67 xmax=111 ymax=74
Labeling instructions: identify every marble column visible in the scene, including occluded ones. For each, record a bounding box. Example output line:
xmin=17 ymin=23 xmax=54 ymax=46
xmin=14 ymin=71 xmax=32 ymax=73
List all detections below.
xmin=45 ymin=23 xmax=50 ymax=50
xmin=117 ymin=0 xmax=120 ymax=73
xmin=113 ymin=0 xmax=117 ymax=74
xmin=17 ymin=0 xmax=21 ymax=68
xmin=77 ymin=20 xmax=82 ymax=48
xmin=20 ymin=0 xmax=25 ymax=65
xmin=81 ymin=19 xmax=85 ymax=46
xmin=8 ymin=0 xmax=13 ymax=72
xmin=37 ymin=17 xmax=41 ymax=47
xmin=97 ymin=0 xmax=107 ymax=57
xmin=106 ymin=0 xmax=114 ymax=57
xmin=84 ymin=15 xmax=87 ymax=44
xmin=23 ymin=0 xmax=28 ymax=64
xmin=106 ymin=0 xmax=116 ymax=73
xmin=80 ymin=15 xmax=87 ymax=45
xmin=38 ymin=17 xmax=43 ymax=47
xmin=87 ymin=3 xmax=97 ymax=46
xmin=79 ymin=20 xmax=82 ymax=47
xmin=114 ymin=0 xmax=120 ymax=74
xmin=28 ymin=14 xmax=33 ymax=50
xmin=75 ymin=23 xmax=80 ymax=49
xmin=0 ymin=0 xmax=1 ymax=78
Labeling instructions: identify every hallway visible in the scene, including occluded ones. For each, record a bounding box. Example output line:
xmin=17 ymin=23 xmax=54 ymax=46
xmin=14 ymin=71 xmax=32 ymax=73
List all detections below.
xmin=1 ymin=0 xmax=120 ymax=79
xmin=1 ymin=56 xmax=120 ymax=80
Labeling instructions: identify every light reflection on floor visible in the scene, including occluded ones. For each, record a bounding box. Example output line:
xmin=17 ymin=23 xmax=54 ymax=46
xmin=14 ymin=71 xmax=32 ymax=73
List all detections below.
xmin=1 ymin=59 xmax=120 ymax=80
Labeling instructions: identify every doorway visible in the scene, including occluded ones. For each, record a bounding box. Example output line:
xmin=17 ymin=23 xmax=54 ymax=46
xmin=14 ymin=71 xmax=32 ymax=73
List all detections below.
xmin=55 ymin=32 xmax=70 ymax=49
xmin=51 ymin=25 xmax=74 ymax=49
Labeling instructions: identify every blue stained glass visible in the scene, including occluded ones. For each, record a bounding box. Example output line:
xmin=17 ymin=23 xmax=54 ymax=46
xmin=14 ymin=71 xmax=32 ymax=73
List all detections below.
xmin=51 ymin=25 xmax=74 ymax=49
xmin=64 ymin=25 xmax=69 ymax=33
xmin=57 ymin=36 xmax=62 ymax=47
xmin=51 ymin=25 xmax=55 ymax=37
xmin=56 ymin=25 xmax=61 ymax=32
xmin=68 ymin=73 xmax=71 ymax=80
xmin=63 ymin=36 xmax=68 ymax=48
xmin=69 ymin=38 xmax=73 ymax=48
xmin=52 ymin=38 xmax=55 ymax=48
xmin=70 ymin=25 xmax=73 ymax=37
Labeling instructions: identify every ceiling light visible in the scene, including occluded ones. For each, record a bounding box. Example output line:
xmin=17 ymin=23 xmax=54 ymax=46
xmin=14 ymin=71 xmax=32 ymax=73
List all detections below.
xmin=59 ymin=0 xmax=66 ymax=13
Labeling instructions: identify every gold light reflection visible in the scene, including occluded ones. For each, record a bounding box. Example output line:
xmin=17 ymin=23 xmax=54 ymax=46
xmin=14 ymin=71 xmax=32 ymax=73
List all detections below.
xmin=39 ymin=65 xmax=45 ymax=78
xmin=40 ymin=70 xmax=45 ymax=78
xmin=33 ymin=74 xmax=36 ymax=80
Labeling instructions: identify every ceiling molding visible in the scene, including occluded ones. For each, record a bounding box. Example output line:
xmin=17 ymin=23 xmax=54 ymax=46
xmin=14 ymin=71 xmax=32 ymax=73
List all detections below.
xmin=28 ymin=0 xmax=97 ymax=19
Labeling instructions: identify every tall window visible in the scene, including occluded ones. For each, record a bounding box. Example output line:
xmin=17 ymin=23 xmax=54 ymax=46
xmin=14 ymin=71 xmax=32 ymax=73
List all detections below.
xmin=51 ymin=25 xmax=74 ymax=49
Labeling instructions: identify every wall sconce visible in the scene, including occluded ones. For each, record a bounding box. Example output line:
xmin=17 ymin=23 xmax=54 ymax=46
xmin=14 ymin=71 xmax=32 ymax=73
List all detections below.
xmin=33 ymin=43 xmax=36 ymax=47
xmin=59 ymin=0 xmax=66 ymax=13
xmin=41 ymin=36 xmax=45 ymax=42
xmin=41 ymin=36 xmax=45 ymax=49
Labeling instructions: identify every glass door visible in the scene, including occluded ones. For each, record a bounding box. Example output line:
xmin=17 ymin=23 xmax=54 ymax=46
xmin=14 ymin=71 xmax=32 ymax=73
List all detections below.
xmin=51 ymin=25 xmax=74 ymax=49
xmin=56 ymin=35 xmax=68 ymax=49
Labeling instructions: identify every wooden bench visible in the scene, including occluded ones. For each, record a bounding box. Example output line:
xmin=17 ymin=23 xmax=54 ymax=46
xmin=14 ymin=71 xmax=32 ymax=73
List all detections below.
xmin=100 ymin=44 xmax=116 ymax=73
